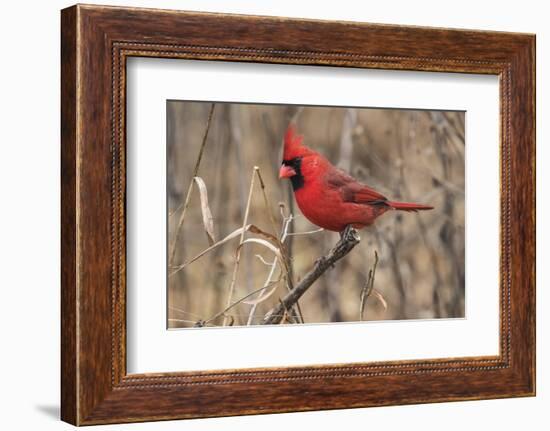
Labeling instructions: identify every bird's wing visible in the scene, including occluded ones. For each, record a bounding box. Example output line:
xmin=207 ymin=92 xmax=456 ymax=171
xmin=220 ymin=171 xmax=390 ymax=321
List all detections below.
xmin=326 ymin=169 xmax=388 ymax=205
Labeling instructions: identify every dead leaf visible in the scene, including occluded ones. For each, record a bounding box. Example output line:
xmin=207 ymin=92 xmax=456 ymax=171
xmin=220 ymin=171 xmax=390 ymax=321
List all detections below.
xmin=193 ymin=176 xmax=216 ymax=246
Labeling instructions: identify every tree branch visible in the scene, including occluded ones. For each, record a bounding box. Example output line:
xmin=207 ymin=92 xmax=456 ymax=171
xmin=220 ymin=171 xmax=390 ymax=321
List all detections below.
xmin=261 ymin=225 xmax=361 ymax=325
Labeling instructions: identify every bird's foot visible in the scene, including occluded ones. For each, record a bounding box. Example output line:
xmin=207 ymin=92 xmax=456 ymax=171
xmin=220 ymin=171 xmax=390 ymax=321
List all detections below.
xmin=340 ymin=225 xmax=360 ymax=243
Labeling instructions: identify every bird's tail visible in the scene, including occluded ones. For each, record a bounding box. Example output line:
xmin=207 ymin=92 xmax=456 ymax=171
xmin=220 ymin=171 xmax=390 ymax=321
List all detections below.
xmin=387 ymin=201 xmax=434 ymax=212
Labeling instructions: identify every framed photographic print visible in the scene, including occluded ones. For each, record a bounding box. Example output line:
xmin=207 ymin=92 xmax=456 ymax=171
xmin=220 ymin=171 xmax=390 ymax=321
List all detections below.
xmin=61 ymin=4 xmax=535 ymax=425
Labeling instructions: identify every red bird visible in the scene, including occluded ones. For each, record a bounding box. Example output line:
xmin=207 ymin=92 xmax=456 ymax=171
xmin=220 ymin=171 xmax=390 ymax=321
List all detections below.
xmin=279 ymin=125 xmax=433 ymax=232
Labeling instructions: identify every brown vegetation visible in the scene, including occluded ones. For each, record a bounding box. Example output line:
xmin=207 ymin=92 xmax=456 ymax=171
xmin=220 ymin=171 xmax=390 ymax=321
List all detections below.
xmin=167 ymin=101 xmax=465 ymax=327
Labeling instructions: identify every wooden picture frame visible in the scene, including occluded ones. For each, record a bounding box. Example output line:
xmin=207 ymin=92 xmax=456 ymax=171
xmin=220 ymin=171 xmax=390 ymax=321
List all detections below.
xmin=61 ymin=4 xmax=535 ymax=425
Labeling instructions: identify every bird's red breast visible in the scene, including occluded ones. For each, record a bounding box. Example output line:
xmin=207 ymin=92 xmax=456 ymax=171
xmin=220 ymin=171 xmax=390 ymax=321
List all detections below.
xmin=279 ymin=125 xmax=433 ymax=232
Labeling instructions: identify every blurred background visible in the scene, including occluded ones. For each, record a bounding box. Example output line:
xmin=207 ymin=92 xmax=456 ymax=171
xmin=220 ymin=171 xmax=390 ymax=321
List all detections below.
xmin=167 ymin=101 xmax=465 ymax=328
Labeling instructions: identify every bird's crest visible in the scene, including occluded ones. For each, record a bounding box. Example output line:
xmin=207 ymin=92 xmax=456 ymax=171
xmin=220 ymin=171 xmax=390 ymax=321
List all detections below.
xmin=283 ymin=124 xmax=312 ymax=160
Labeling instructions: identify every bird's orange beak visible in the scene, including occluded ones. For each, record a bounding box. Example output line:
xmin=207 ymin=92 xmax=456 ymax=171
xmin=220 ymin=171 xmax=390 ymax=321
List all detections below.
xmin=279 ymin=165 xmax=296 ymax=179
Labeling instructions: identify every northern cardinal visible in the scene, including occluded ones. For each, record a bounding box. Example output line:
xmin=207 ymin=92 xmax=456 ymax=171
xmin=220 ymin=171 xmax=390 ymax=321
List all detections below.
xmin=279 ymin=125 xmax=433 ymax=232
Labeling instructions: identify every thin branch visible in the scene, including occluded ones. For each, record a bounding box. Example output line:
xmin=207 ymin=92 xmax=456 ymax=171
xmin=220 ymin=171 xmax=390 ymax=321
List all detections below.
xmin=255 ymin=254 xmax=272 ymax=266
xmin=246 ymin=211 xmax=292 ymax=325
xmin=168 ymin=103 xmax=216 ymax=265
xmin=278 ymin=299 xmax=297 ymax=324
xmin=255 ymin=168 xmax=293 ymax=286
xmin=168 ymin=306 xmax=202 ymax=318
xmin=254 ymin=168 xmax=304 ymax=323
xmin=168 ymin=318 xmax=211 ymax=325
xmin=284 ymin=106 xmax=304 ymax=294
xmin=359 ymin=251 xmax=379 ymax=321
xmin=222 ymin=168 xmax=256 ymax=326
xmin=286 ymin=228 xmax=324 ymax=237
xmin=247 ymin=255 xmax=280 ymax=325
xmin=168 ymin=223 xmax=278 ymax=277
xmin=205 ymin=278 xmax=282 ymax=326
xmin=262 ymin=225 xmax=361 ymax=325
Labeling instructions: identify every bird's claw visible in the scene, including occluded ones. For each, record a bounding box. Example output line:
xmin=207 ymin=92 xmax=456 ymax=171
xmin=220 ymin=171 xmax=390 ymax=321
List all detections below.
xmin=340 ymin=225 xmax=360 ymax=242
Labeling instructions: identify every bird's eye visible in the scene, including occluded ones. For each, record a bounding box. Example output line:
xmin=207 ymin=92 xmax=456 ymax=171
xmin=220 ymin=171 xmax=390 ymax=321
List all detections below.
xmin=282 ymin=157 xmax=302 ymax=170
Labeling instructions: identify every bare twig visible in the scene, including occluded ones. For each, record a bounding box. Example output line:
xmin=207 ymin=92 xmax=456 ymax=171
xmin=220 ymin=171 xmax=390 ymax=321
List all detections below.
xmin=168 ymin=223 xmax=277 ymax=277
xmin=169 ymin=103 xmax=216 ymax=265
xmin=284 ymin=106 xmax=304 ymax=289
xmin=247 ymin=213 xmax=324 ymax=325
xmin=169 ymin=318 xmax=214 ymax=326
xmin=247 ymin=253 xmax=281 ymax=325
xmin=278 ymin=299 xmax=297 ymax=324
xmin=262 ymin=225 xmax=361 ymax=325
xmin=222 ymin=168 xmax=256 ymax=326
xmin=286 ymin=228 xmax=324 ymax=237
xmin=168 ymin=306 xmax=202 ymax=318
xmin=255 ymin=254 xmax=272 ymax=266
xmin=229 ymin=105 xmax=253 ymax=294
xmin=254 ymin=168 xmax=305 ymax=323
xmin=359 ymin=251 xmax=379 ymax=321
xmin=246 ymin=210 xmax=292 ymax=325
xmin=204 ymin=278 xmax=282 ymax=326
xmin=255 ymin=168 xmax=293 ymax=285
